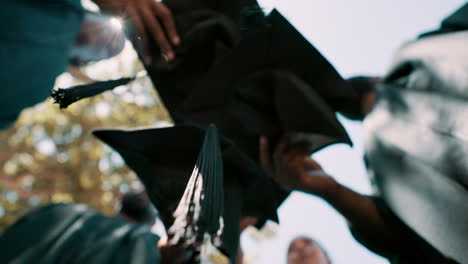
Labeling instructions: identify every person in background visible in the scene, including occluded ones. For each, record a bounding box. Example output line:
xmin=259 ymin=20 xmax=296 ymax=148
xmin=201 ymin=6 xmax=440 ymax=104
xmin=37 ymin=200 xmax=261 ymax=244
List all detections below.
xmin=117 ymin=188 xmax=158 ymax=226
xmin=0 ymin=202 xmax=190 ymax=264
xmin=287 ymin=236 xmax=331 ymax=264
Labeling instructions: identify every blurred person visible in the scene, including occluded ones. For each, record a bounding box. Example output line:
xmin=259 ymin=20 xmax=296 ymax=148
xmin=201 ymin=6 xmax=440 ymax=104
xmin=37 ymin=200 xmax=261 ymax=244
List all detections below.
xmin=287 ymin=236 xmax=331 ymax=264
xmin=260 ymin=3 xmax=468 ymax=264
xmin=0 ymin=203 xmax=189 ymax=264
xmin=260 ymin=136 xmax=461 ymax=264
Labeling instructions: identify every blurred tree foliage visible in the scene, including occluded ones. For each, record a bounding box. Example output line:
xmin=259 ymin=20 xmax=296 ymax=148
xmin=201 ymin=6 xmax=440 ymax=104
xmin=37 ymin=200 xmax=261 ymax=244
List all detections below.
xmin=0 ymin=43 xmax=171 ymax=232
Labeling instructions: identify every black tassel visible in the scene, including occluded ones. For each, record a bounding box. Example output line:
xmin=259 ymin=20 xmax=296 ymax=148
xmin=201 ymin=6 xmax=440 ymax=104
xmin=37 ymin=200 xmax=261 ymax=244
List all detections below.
xmin=169 ymin=124 xmax=224 ymax=248
xmin=50 ymin=77 xmax=135 ymax=109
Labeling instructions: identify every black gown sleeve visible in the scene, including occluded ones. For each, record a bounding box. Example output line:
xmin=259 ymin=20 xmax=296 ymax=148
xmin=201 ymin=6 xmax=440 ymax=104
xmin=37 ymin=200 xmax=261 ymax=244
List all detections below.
xmin=348 ymin=197 xmax=459 ymax=264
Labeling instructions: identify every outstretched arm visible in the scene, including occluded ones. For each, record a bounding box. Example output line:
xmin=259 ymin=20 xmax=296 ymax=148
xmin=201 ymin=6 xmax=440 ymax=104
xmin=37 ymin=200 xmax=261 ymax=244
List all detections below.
xmin=259 ymin=136 xmax=403 ymax=256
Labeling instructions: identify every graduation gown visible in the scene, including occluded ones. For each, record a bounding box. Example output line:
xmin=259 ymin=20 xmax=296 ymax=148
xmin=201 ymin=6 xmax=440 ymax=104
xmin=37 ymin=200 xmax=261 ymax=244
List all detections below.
xmin=0 ymin=0 xmax=84 ymax=129
xmin=363 ymin=28 xmax=468 ymax=264
xmin=0 ymin=203 xmax=160 ymax=264
xmin=349 ymin=198 xmax=460 ymax=264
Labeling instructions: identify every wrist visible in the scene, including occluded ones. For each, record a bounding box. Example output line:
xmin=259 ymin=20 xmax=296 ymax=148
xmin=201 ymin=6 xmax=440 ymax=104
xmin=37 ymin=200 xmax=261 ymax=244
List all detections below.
xmin=321 ymin=179 xmax=343 ymax=202
xmin=301 ymin=175 xmax=342 ymax=200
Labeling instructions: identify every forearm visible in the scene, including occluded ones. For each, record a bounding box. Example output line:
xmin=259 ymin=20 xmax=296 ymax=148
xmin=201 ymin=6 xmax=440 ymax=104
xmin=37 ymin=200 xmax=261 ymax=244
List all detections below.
xmin=322 ymin=183 xmax=385 ymax=232
xmin=264 ymin=137 xmax=411 ymax=258
xmin=307 ymin=181 xmax=402 ymax=252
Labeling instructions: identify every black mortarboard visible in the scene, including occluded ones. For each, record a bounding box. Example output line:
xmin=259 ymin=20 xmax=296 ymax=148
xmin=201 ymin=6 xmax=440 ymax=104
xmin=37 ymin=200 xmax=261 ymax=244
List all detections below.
xmin=163 ymin=0 xmax=260 ymax=24
xmin=0 ymin=203 xmax=160 ymax=264
xmin=93 ymin=125 xmax=286 ymax=262
xmin=53 ymin=8 xmax=355 ymax=161
xmin=145 ymin=9 xmax=354 ymax=163
xmin=418 ymin=3 xmax=468 ymax=38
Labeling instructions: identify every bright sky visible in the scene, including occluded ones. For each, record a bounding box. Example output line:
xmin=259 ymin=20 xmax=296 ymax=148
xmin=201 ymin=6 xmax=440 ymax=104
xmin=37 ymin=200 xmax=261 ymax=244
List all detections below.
xmin=241 ymin=1 xmax=467 ymax=263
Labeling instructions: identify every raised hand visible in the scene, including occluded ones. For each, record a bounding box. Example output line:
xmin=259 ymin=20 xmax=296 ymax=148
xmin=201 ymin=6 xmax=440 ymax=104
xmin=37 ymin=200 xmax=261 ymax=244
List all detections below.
xmin=93 ymin=0 xmax=180 ymax=63
xmin=259 ymin=136 xmax=338 ymax=197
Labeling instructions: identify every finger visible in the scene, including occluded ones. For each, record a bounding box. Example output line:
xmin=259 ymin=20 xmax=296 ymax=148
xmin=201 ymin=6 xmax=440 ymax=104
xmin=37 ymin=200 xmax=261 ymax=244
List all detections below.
xmin=281 ymin=151 xmax=309 ymax=173
xmin=127 ymin=5 xmax=152 ymax=64
xmin=140 ymin=1 xmax=174 ymax=60
xmin=153 ymin=2 xmax=179 ymax=46
xmin=259 ymin=136 xmax=274 ymax=170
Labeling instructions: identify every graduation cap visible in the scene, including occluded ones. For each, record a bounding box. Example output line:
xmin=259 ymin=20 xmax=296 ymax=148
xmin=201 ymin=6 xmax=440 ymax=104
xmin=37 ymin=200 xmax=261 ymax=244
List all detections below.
xmin=418 ymin=3 xmax=468 ymax=38
xmin=144 ymin=9 xmax=355 ymax=163
xmin=93 ymin=124 xmax=286 ymax=263
xmin=0 ymin=203 xmax=160 ymax=264
xmin=52 ymin=9 xmax=356 ymax=161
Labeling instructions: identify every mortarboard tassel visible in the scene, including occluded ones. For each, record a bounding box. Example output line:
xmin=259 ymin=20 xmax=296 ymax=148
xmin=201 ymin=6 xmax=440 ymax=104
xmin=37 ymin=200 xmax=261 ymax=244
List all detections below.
xmin=169 ymin=124 xmax=224 ymax=250
xmin=50 ymin=77 xmax=135 ymax=109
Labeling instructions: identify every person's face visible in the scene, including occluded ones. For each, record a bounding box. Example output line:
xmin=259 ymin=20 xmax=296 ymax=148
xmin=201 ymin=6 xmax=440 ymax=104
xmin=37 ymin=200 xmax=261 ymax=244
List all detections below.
xmin=287 ymin=238 xmax=330 ymax=264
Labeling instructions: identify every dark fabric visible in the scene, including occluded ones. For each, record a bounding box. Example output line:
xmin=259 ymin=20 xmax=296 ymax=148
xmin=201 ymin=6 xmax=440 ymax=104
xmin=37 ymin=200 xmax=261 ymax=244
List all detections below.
xmin=93 ymin=125 xmax=285 ymax=262
xmin=349 ymin=198 xmax=459 ymax=264
xmin=140 ymin=7 xmax=354 ymax=164
xmin=0 ymin=0 xmax=84 ymax=129
xmin=364 ymin=30 xmax=468 ymax=263
xmin=123 ymin=8 xmax=357 ymax=259
xmin=164 ymin=0 xmax=259 ymax=24
xmin=0 ymin=203 xmax=160 ymax=264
